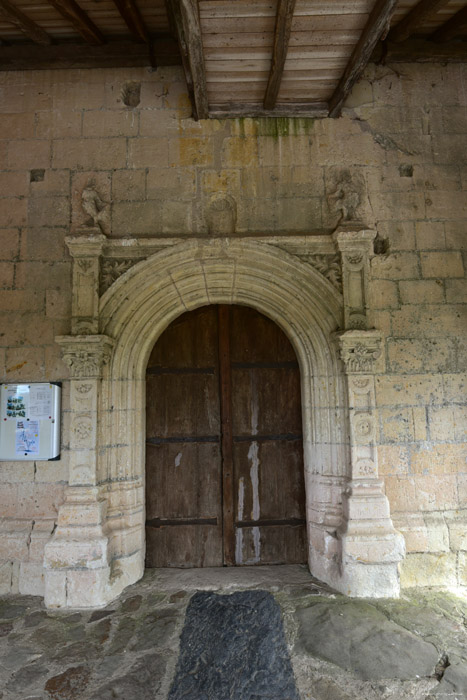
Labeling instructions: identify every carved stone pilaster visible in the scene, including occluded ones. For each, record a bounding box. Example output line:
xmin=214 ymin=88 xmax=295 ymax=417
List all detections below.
xmin=66 ymin=232 xmax=106 ymax=335
xmin=335 ymin=329 xmax=405 ymax=597
xmin=45 ymin=334 xmax=115 ymax=608
xmin=334 ymin=229 xmax=375 ymax=330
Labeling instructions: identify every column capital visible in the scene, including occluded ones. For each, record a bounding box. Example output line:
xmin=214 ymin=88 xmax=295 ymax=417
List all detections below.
xmin=333 ymin=228 xmax=376 ymax=253
xmin=335 ymin=329 xmax=384 ymax=374
xmin=65 ymin=231 xmax=107 ymax=259
xmin=56 ymin=334 xmax=114 ymax=378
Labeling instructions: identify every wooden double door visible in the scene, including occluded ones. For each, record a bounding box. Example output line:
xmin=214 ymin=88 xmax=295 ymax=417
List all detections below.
xmin=145 ymin=305 xmax=306 ymax=568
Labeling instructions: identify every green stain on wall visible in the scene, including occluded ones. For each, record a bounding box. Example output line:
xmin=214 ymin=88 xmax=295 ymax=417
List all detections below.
xmin=231 ymin=117 xmax=315 ymax=138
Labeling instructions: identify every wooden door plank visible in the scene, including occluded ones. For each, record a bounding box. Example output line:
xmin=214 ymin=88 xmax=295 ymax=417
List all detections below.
xmin=218 ymin=305 xmax=236 ymax=566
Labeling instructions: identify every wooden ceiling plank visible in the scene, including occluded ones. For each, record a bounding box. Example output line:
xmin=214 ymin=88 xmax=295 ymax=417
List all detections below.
xmin=388 ymin=0 xmax=452 ymax=43
xmin=47 ymin=0 xmax=105 ymax=45
xmin=166 ymin=0 xmax=209 ymax=119
xmin=0 ymin=0 xmax=52 ymax=45
xmin=113 ymin=0 xmax=150 ymax=42
xmin=431 ymin=5 xmax=467 ymax=41
xmin=263 ymin=0 xmax=297 ymax=110
xmin=328 ymin=0 xmax=398 ymax=118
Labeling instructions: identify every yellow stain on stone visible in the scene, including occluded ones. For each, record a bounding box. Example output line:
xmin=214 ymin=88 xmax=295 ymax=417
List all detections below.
xmin=201 ymin=169 xmax=241 ymax=194
xmin=178 ymin=138 xmax=214 ymax=167
xmin=222 ymin=137 xmax=258 ymax=168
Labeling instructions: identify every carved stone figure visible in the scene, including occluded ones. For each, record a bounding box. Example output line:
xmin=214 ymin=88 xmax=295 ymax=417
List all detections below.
xmin=81 ymin=181 xmax=110 ymax=233
xmin=327 ymin=170 xmax=362 ymax=223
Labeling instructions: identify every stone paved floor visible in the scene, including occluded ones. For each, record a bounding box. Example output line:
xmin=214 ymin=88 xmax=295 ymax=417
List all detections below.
xmin=1 ymin=566 xmax=467 ymax=700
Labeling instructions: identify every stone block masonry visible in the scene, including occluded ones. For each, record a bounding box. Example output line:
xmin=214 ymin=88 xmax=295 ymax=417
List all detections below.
xmin=0 ymin=61 xmax=466 ymax=600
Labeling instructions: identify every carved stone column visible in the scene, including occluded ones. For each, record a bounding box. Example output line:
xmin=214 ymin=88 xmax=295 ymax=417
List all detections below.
xmin=335 ymin=331 xmax=405 ymax=597
xmin=332 ymin=228 xmax=405 ymax=597
xmin=334 ymin=228 xmax=374 ymax=330
xmin=66 ymin=231 xmax=106 ymax=335
xmin=43 ymin=332 xmax=115 ymax=608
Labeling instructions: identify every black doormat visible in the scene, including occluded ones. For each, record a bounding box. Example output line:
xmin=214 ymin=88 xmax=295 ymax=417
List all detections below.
xmin=168 ymin=590 xmax=299 ymax=700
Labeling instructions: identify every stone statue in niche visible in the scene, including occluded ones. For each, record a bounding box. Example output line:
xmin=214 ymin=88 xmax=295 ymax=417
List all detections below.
xmin=326 ymin=169 xmax=369 ymax=226
xmin=81 ymin=180 xmax=110 ymax=234
xmin=206 ymin=194 xmax=237 ymax=236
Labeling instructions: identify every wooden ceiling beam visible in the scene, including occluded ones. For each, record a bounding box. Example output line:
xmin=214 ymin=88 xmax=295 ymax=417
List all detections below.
xmin=0 ymin=36 xmax=181 ymax=70
xmin=431 ymin=6 xmax=467 ymax=42
xmin=0 ymin=0 xmax=52 ymax=45
xmin=388 ymin=0 xmax=451 ymax=43
xmin=209 ymin=103 xmax=329 ymax=119
xmin=47 ymin=0 xmax=105 ymax=45
xmin=165 ymin=0 xmax=209 ymax=119
xmin=328 ymin=0 xmax=398 ymax=118
xmin=263 ymin=0 xmax=297 ymax=110
xmin=113 ymin=0 xmax=150 ymax=43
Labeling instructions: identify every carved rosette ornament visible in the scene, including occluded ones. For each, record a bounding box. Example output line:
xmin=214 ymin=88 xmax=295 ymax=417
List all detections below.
xmin=56 ymin=335 xmax=115 ymax=379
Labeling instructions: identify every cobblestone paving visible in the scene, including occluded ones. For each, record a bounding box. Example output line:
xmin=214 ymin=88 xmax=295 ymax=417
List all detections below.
xmin=0 ymin=566 xmax=466 ymax=700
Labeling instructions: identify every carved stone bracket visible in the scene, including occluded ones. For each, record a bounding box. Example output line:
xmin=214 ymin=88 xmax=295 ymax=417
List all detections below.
xmin=334 ymin=229 xmax=375 ymax=330
xmin=56 ymin=335 xmax=115 ymax=379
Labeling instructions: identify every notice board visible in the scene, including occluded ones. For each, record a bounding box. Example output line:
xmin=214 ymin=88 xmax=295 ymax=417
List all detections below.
xmin=0 ymin=383 xmax=61 ymax=461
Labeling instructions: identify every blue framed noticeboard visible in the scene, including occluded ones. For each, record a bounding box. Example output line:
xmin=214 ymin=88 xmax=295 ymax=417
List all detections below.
xmin=0 ymin=383 xmax=61 ymax=461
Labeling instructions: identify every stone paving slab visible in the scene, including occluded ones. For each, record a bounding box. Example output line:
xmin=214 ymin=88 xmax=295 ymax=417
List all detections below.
xmin=0 ymin=566 xmax=466 ymax=700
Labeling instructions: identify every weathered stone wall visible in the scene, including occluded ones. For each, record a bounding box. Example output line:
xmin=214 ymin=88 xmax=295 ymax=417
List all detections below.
xmin=0 ymin=62 xmax=466 ymax=596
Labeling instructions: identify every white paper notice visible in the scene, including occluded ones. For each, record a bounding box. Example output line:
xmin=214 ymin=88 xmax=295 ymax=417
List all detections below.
xmin=15 ymin=420 xmax=40 ymax=455
xmin=29 ymin=385 xmax=52 ymax=419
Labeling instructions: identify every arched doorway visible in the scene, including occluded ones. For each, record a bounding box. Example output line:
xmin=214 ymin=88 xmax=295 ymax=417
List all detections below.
xmin=145 ymin=304 xmax=307 ymax=568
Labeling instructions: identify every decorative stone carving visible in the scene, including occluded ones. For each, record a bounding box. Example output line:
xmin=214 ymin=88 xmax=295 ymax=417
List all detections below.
xmin=327 ymin=169 xmax=365 ymax=224
xmin=206 ymin=194 xmax=237 ymax=235
xmin=81 ymin=181 xmax=110 ymax=234
xmin=65 ymin=233 xmax=106 ymax=335
xmin=337 ymin=330 xmax=383 ymax=374
xmin=100 ymin=258 xmax=140 ymax=294
xmin=298 ymin=253 xmax=343 ymax=292
xmin=334 ymin=230 xmax=375 ymax=331
xmin=71 ymin=415 xmax=93 ymax=442
xmin=56 ymin=335 xmax=115 ymax=379
xmin=76 ymin=383 xmax=92 ymax=394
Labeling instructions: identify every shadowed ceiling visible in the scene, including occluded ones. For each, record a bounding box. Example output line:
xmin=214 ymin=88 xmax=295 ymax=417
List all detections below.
xmin=0 ymin=0 xmax=466 ymax=118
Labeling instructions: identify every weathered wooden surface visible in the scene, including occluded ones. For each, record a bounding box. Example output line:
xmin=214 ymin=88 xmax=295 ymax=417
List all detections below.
xmin=388 ymin=0 xmax=451 ymax=43
xmin=145 ymin=304 xmax=306 ymax=568
xmin=47 ymin=0 xmax=105 ymax=45
xmin=0 ymin=0 xmax=52 ymax=44
xmin=264 ymin=0 xmax=297 ymax=109
xmin=329 ymin=0 xmax=398 ymax=117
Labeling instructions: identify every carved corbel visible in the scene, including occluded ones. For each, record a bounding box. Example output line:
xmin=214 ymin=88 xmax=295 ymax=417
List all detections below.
xmin=66 ymin=233 xmax=107 ymax=335
xmin=334 ymin=229 xmax=375 ymax=330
